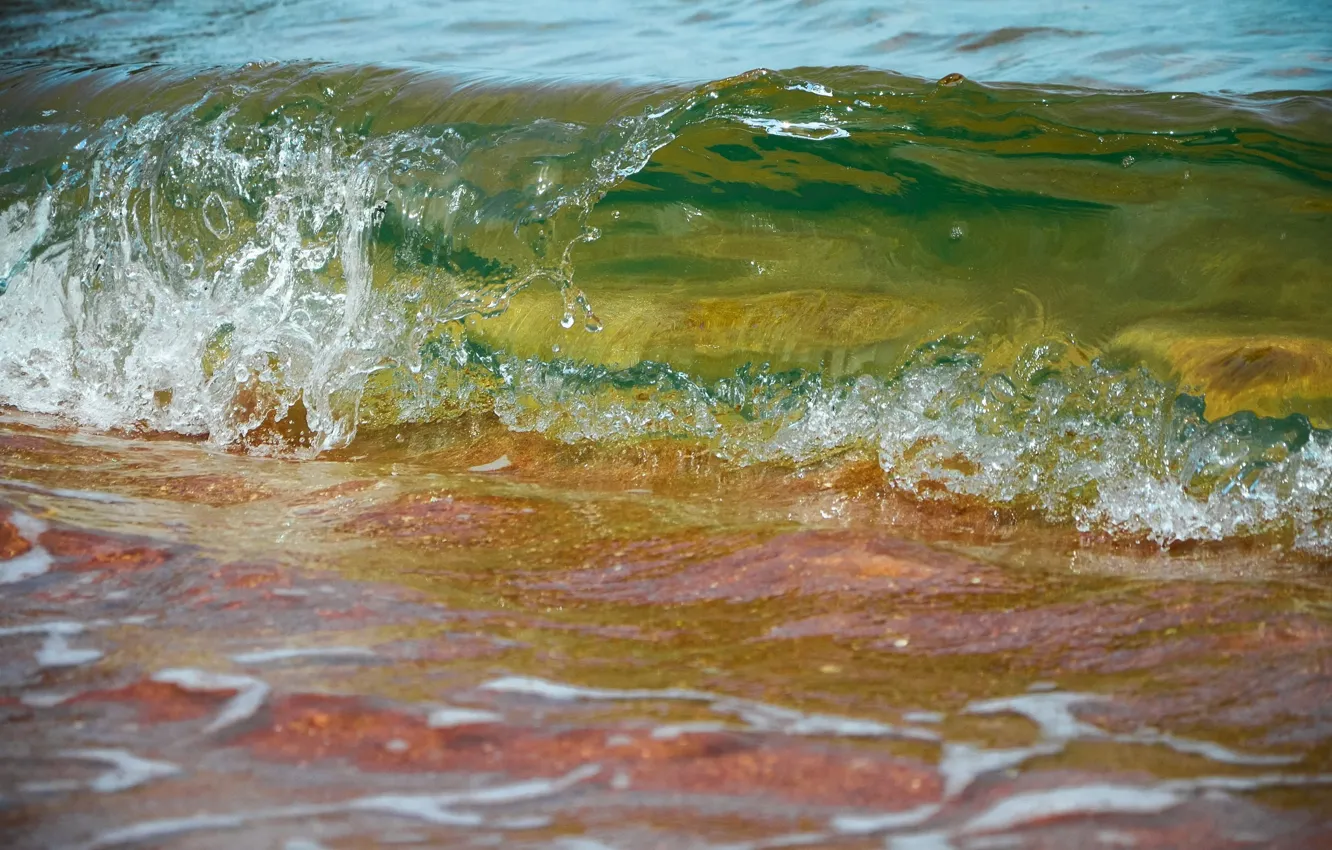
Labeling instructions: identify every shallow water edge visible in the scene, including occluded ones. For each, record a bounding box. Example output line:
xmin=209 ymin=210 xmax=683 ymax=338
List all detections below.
xmin=1 ymin=410 xmax=1330 ymax=847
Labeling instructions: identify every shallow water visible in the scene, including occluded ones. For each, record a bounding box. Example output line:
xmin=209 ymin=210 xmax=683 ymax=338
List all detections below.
xmin=1 ymin=2 xmax=1330 ymax=848
xmin=2 ymin=411 xmax=1332 ymax=848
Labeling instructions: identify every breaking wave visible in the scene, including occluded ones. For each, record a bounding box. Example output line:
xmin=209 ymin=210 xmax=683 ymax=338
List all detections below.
xmin=1 ymin=62 xmax=1329 ymax=550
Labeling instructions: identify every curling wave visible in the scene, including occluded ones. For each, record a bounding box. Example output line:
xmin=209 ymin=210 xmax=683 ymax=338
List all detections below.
xmin=1 ymin=63 xmax=1330 ymax=549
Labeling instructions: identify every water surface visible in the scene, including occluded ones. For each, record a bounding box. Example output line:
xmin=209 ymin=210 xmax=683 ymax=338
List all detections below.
xmin=2 ymin=0 xmax=1331 ymax=90
xmin=1 ymin=3 xmax=1330 ymax=848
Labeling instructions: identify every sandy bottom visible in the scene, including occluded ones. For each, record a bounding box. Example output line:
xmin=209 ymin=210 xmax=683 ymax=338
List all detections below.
xmin=1 ymin=410 xmax=1329 ymax=848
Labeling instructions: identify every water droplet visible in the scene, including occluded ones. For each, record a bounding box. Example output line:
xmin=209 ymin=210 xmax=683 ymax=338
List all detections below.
xmin=949 ymin=224 xmax=966 ymax=241
xmin=1121 ymin=155 xmax=1136 ymax=168
xmin=560 ymin=312 xmax=575 ymax=329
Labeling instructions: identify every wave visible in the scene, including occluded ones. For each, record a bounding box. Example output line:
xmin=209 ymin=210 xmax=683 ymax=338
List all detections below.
xmin=1 ymin=62 xmax=1330 ymax=550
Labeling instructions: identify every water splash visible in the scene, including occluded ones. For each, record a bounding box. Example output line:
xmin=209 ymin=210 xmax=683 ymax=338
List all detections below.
xmin=1 ymin=64 xmax=1329 ymax=550
xmin=392 ymin=334 xmax=1332 ymax=552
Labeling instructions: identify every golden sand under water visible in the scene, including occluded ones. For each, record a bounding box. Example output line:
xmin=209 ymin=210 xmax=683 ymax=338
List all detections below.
xmin=2 ymin=409 xmax=1331 ymax=847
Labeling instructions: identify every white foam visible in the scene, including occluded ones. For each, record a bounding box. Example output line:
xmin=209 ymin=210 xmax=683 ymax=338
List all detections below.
xmin=349 ymin=798 xmax=483 ymax=827
xmin=468 ymin=454 xmax=512 ymax=472
xmin=0 ymin=478 xmax=131 ymax=504
xmin=0 ymin=620 xmax=101 ymax=668
xmin=21 ymin=691 xmax=73 ymax=707
xmin=433 ymin=764 xmax=601 ymax=805
xmin=88 ymin=813 xmax=248 ymax=848
xmin=831 ymin=803 xmax=942 ymax=835
xmin=862 ymin=772 xmax=1332 ymax=850
xmin=1162 ymin=772 xmax=1332 ymax=793
xmin=738 ymin=116 xmax=850 ymax=140
xmin=481 ymin=675 xmax=710 ymax=703
xmin=964 ymin=690 xmax=1300 ymax=769
xmin=784 ymin=712 xmax=936 ymax=741
xmin=36 ymin=631 xmax=104 ymax=668
xmin=0 ymin=619 xmax=84 ymax=637
xmin=426 ymin=706 xmax=504 ymax=728
xmin=479 ymin=339 xmax=1332 ymax=554
xmin=1128 ymin=731 xmax=1298 ymax=767
xmin=230 ymin=646 xmax=378 ymax=665
xmin=938 ymin=742 xmax=1063 ymax=799
xmin=21 ymin=779 xmax=84 ymax=794
xmin=0 ymin=511 xmax=52 ymax=583
xmin=152 ymin=668 xmax=270 ymax=734
xmin=85 ymin=765 xmax=601 ymax=848
xmin=886 ymin=833 xmax=957 ymax=850
xmin=59 ymin=749 xmax=181 ymax=793
xmin=960 ymin=784 xmax=1183 ymax=834
xmin=650 ymin=721 xmax=730 ymax=740
xmin=480 ymin=675 xmax=937 ymax=742
xmin=965 ymin=692 xmax=1104 ymax=740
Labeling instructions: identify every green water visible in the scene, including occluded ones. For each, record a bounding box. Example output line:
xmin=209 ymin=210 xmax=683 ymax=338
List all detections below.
xmin=0 ymin=63 xmax=1329 ymax=550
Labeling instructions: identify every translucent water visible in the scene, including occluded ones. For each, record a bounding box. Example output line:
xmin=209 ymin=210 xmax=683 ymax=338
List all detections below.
xmin=0 ymin=61 xmax=1328 ymax=550
xmin=1 ymin=3 xmax=1331 ymax=556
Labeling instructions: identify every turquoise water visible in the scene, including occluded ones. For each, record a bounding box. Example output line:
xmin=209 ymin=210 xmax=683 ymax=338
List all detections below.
xmin=1 ymin=0 xmax=1330 ymax=91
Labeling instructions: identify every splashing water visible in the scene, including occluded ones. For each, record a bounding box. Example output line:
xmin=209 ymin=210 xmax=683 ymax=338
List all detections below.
xmin=0 ymin=64 xmax=1330 ymax=550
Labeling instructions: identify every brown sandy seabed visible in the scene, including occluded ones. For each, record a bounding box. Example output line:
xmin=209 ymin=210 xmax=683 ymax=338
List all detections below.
xmin=0 ymin=407 xmax=1330 ymax=849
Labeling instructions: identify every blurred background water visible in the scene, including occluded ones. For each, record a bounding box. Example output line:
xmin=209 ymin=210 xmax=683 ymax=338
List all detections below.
xmin=2 ymin=0 xmax=1330 ymax=91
